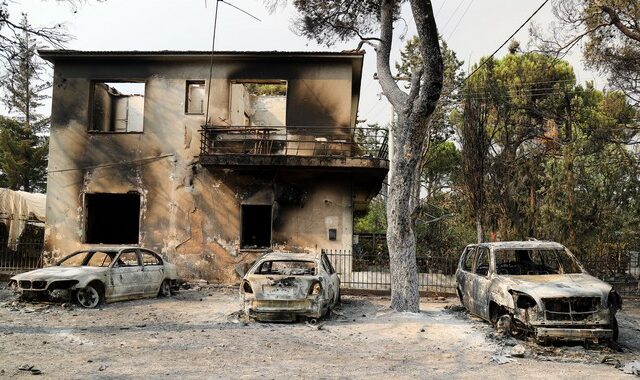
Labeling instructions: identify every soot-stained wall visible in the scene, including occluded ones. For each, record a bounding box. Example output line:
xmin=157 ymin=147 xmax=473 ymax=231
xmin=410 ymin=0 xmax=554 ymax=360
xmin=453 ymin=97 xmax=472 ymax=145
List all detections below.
xmin=44 ymin=53 xmax=361 ymax=283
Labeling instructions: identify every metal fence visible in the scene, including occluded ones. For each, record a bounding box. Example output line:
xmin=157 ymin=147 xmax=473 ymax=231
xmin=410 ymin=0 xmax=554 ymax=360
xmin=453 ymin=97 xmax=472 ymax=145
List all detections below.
xmin=582 ymin=251 xmax=640 ymax=297
xmin=325 ymin=240 xmax=640 ymax=298
xmin=0 ymin=218 xmax=45 ymax=274
xmin=324 ymin=247 xmax=459 ymax=295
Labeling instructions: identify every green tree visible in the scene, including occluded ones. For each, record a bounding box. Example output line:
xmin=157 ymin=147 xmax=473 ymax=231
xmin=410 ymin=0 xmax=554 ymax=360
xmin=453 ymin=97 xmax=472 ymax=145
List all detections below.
xmin=533 ymin=0 xmax=640 ymax=106
xmin=0 ymin=116 xmax=48 ymax=192
xmin=0 ymin=14 xmax=49 ymax=192
xmin=1 ymin=14 xmax=51 ymax=132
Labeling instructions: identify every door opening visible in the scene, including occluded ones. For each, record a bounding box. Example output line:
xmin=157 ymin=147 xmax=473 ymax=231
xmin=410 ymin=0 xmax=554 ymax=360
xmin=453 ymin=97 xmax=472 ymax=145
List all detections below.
xmin=241 ymin=205 xmax=272 ymax=249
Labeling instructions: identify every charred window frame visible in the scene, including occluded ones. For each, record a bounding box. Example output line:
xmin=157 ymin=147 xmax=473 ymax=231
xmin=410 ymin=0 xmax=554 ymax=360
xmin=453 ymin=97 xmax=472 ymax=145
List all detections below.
xmin=322 ymin=254 xmax=335 ymax=275
xmin=474 ymin=248 xmax=490 ymax=277
xmin=229 ymin=80 xmax=288 ymax=126
xmin=83 ymin=192 xmax=141 ymax=245
xmin=140 ymin=249 xmax=163 ymax=266
xmin=89 ymin=81 xmax=146 ymax=133
xmin=462 ymin=247 xmax=476 ymax=272
xmin=185 ymin=80 xmax=206 ymax=115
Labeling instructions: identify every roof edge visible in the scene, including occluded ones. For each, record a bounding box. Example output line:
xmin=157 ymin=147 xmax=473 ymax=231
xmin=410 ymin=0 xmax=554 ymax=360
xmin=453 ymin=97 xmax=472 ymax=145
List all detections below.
xmin=38 ymin=49 xmax=366 ymax=62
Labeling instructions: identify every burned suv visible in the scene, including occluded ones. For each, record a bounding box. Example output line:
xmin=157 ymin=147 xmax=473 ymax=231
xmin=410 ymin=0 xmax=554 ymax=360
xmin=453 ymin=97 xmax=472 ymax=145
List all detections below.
xmin=455 ymin=241 xmax=622 ymax=342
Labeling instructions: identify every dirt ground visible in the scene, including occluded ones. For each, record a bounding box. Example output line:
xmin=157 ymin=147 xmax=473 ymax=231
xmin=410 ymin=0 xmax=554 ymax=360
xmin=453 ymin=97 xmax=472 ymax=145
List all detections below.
xmin=0 ymin=285 xmax=639 ymax=379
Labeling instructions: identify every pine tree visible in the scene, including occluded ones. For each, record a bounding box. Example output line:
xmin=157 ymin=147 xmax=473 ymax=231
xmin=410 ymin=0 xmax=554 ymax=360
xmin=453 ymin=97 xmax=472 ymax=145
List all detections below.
xmin=0 ymin=14 xmax=49 ymax=192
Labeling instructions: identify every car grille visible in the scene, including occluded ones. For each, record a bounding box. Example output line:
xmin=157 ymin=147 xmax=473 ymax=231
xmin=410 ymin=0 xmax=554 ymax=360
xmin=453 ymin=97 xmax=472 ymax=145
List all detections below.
xmin=32 ymin=281 xmax=47 ymax=290
xmin=19 ymin=280 xmax=31 ymax=289
xmin=542 ymin=297 xmax=600 ymax=321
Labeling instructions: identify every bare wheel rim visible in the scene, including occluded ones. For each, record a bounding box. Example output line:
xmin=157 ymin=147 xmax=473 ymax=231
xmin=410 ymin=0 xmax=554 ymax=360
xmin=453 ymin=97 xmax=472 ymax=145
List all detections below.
xmin=160 ymin=281 xmax=171 ymax=297
xmin=77 ymin=286 xmax=99 ymax=308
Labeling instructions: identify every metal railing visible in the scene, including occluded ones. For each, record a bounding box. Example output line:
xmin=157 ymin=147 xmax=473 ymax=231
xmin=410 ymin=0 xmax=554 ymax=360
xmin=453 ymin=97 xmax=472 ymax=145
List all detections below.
xmin=0 ymin=217 xmax=45 ymax=274
xmin=581 ymin=251 xmax=640 ymax=297
xmin=200 ymin=125 xmax=388 ymax=159
xmin=325 ymin=240 xmax=640 ymax=298
xmin=324 ymin=247 xmax=459 ymax=295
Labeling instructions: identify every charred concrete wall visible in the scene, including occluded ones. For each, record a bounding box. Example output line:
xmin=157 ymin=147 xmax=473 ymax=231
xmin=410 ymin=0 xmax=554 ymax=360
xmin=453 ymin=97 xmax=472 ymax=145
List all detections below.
xmin=44 ymin=54 xmax=360 ymax=283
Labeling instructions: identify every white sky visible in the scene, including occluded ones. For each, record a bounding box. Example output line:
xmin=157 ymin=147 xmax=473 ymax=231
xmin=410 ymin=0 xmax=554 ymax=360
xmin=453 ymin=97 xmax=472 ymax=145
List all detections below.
xmin=3 ymin=0 xmax=602 ymax=125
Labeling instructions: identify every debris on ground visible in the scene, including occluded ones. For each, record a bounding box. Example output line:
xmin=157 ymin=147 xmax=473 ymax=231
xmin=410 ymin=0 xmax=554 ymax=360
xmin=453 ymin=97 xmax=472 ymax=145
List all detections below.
xmin=619 ymin=361 xmax=640 ymax=376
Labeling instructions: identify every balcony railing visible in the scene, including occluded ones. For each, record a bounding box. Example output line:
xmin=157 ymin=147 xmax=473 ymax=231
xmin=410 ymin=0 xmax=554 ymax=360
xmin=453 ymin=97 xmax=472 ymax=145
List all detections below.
xmin=200 ymin=125 xmax=388 ymax=160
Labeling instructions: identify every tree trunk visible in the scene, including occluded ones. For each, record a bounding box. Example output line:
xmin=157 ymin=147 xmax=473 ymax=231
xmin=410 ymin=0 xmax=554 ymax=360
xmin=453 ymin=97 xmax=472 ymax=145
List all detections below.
xmin=387 ymin=116 xmax=423 ymax=311
xmin=369 ymin=0 xmax=442 ymax=312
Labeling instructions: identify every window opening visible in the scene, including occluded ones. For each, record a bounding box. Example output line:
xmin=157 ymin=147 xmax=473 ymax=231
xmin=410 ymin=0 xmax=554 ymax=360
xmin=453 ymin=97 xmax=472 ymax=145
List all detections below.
xmin=85 ymin=193 xmax=140 ymax=244
xmin=229 ymin=80 xmax=287 ymax=126
xmin=475 ymin=248 xmax=490 ymax=276
xmin=186 ymin=81 xmax=206 ymax=114
xmin=463 ymin=247 xmax=476 ymax=271
xmin=91 ymin=82 xmax=145 ymax=132
xmin=141 ymin=250 xmax=162 ymax=266
xmin=241 ymin=204 xmax=272 ymax=249
xmin=255 ymin=260 xmax=316 ymax=275
xmin=117 ymin=250 xmax=139 ymax=267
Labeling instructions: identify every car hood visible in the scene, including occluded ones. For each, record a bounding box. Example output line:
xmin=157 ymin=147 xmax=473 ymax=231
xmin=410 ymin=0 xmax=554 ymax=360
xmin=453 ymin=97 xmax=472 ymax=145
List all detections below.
xmin=498 ymin=273 xmax=612 ymax=300
xmin=11 ymin=266 xmax=108 ymax=281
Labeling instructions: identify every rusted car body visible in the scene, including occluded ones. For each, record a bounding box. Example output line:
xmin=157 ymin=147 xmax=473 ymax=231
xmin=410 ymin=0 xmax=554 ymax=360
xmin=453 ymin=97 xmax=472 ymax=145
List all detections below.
xmin=241 ymin=252 xmax=340 ymax=322
xmin=455 ymin=241 xmax=622 ymax=342
xmin=9 ymin=247 xmax=179 ymax=308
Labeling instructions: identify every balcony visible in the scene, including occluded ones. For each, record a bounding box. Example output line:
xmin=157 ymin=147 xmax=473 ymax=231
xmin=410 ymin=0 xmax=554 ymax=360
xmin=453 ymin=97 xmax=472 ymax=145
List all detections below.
xmin=199 ymin=125 xmax=389 ymax=172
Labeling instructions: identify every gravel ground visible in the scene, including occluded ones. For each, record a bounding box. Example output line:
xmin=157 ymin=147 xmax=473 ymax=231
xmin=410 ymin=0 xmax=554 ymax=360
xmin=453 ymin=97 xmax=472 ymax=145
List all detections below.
xmin=0 ymin=285 xmax=639 ymax=379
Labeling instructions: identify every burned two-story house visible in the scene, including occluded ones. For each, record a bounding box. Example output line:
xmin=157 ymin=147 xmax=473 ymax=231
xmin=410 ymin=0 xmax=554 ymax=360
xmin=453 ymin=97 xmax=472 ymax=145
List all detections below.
xmin=40 ymin=50 xmax=388 ymax=282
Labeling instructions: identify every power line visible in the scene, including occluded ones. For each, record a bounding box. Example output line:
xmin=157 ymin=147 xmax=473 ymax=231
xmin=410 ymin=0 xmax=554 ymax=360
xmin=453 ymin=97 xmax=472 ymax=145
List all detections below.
xmin=440 ymin=0 xmax=467 ymax=33
xmin=461 ymin=0 xmax=551 ymax=86
xmin=48 ymin=154 xmax=174 ymax=174
xmin=446 ymin=0 xmax=475 ymax=40
xmin=435 ymin=0 xmax=448 ymax=17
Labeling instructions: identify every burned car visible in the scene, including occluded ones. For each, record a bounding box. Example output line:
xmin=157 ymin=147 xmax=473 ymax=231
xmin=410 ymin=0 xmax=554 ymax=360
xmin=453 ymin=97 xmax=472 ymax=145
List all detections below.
xmin=241 ymin=252 xmax=340 ymax=322
xmin=455 ymin=241 xmax=622 ymax=342
xmin=9 ymin=247 xmax=179 ymax=308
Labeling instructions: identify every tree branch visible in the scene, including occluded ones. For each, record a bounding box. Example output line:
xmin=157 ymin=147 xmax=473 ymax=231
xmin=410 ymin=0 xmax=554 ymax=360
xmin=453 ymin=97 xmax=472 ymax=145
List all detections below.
xmin=375 ymin=0 xmax=408 ymax=111
xmin=600 ymin=5 xmax=640 ymax=43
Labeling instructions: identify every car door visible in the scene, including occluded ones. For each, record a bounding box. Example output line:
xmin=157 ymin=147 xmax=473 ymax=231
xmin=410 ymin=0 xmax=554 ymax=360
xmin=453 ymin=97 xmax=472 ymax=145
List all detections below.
xmin=140 ymin=249 xmax=164 ymax=295
xmin=109 ymin=249 xmax=145 ymax=298
xmin=321 ymin=253 xmax=339 ymax=303
xmin=457 ymin=246 xmax=476 ymax=310
xmin=470 ymin=247 xmax=492 ymax=319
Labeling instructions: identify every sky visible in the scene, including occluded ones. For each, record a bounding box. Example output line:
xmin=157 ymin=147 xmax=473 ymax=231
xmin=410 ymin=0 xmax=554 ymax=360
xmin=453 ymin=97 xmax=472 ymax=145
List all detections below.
xmin=3 ymin=0 xmax=603 ymax=125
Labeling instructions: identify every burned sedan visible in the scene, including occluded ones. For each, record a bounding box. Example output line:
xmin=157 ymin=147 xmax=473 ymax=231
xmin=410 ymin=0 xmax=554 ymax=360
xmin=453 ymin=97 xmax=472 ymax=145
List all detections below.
xmin=9 ymin=247 xmax=179 ymax=308
xmin=241 ymin=252 xmax=340 ymax=322
xmin=456 ymin=241 xmax=622 ymax=342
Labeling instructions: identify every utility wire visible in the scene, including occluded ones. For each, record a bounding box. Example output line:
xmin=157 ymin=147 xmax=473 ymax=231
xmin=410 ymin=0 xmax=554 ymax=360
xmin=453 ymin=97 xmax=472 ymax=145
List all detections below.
xmin=203 ymin=0 xmax=261 ymax=126
xmin=204 ymin=0 xmax=220 ymax=126
xmin=461 ymin=0 xmax=551 ymax=86
xmin=48 ymin=154 xmax=174 ymax=174
xmin=446 ymin=0 xmax=475 ymax=40
xmin=440 ymin=0 xmax=466 ymax=33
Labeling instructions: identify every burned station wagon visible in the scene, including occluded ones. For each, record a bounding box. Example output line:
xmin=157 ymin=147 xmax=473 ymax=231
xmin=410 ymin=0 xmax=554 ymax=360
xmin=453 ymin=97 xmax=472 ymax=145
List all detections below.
xmin=241 ymin=252 xmax=340 ymax=322
xmin=456 ymin=241 xmax=622 ymax=342
xmin=10 ymin=247 xmax=179 ymax=308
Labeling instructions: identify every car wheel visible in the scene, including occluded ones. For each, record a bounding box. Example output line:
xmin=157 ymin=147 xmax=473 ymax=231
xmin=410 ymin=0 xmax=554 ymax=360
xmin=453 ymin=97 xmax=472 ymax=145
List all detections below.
xmin=75 ymin=284 xmax=103 ymax=308
xmin=158 ymin=280 xmax=172 ymax=297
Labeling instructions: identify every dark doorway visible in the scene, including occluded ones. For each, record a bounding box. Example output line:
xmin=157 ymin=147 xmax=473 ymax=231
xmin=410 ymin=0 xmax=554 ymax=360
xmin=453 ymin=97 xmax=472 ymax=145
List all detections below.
xmin=85 ymin=193 xmax=140 ymax=244
xmin=241 ymin=205 xmax=272 ymax=249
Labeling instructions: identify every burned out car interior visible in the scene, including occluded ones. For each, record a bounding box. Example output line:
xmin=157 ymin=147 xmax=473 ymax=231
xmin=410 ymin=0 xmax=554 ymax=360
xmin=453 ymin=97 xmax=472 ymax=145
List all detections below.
xmin=456 ymin=241 xmax=622 ymax=343
xmin=241 ymin=252 xmax=340 ymax=322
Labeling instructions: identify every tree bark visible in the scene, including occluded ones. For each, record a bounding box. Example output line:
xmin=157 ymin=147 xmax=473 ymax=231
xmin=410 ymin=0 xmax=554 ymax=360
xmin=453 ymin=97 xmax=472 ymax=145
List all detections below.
xmin=376 ymin=0 xmax=443 ymax=312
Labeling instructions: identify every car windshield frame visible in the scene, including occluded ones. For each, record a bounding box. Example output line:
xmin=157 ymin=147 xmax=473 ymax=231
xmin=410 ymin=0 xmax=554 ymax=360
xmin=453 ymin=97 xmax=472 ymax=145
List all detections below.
xmin=57 ymin=250 xmax=119 ymax=267
xmin=493 ymin=247 xmax=584 ymax=275
xmin=252 ymin=259 xmax=317 ymax=276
